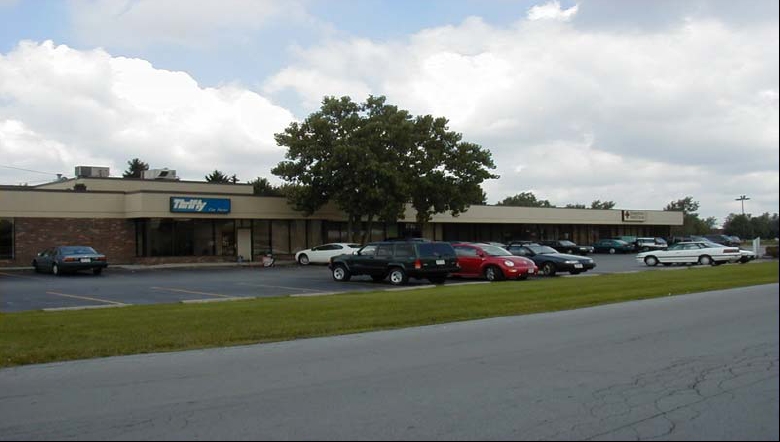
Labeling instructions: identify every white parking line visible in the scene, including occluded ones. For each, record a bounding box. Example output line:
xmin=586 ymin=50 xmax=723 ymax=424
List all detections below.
xmin=181 ymin=297 xmax=255 ymax=304
xmin=151 ymin=287 xmax=234 ymax=298
xmin=236 ymin=282 xmax=324 ymax=292
xmin=45 ymin=291 xmax=127 ymax=306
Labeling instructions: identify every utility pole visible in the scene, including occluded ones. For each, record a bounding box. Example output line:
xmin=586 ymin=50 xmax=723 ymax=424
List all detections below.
xmin=735 ymin=195 xmax=750 ymax=215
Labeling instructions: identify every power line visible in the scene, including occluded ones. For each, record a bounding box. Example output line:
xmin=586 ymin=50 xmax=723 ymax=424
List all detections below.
xmin=0 ymin=164 xmax=59 ymax=176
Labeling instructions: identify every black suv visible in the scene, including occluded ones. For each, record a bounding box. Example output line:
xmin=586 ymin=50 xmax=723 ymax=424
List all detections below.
xmin=328 ymin=241 xmax=459 ymax=285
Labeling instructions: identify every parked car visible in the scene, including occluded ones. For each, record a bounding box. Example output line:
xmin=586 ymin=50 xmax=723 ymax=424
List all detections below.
xmin=505 ymin=243 xmax=596 ymax=276
xmin=294 ymin=243 xmax=361 ymax=265
xmin=592 ymin=239 xmax=634 ymax=254
xmin=634 ymin=237 xmax=668 ymax=252
xmin=703 ymin=234 xmax=741 ymax=247
xmin=539 ymin=240 xmax=594 ymax=255
xmin=636 ymin=241 xmax=741 ymax=267
xmin=329 ymin=240 xmax=459 ymax=285
xmin=32 ymin=246 xmax=108 ymax=275
xmin=451 ymin=243 xmax=537 ymax=281
xmin=701 ymin=240 xmax=755 ymax=264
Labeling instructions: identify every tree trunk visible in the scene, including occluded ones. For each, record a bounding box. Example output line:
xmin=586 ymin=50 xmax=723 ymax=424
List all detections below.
xmin=362 ymin=215 xmax=375 ymax=244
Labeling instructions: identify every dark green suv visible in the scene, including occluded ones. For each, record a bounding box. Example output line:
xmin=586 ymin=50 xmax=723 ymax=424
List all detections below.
xmin=328 ymin=241 xmax=459 ymax=285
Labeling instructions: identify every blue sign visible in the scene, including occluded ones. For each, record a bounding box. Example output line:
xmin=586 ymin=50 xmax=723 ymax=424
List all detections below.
xmin=170 ymin=197 xmax=231 ymax=214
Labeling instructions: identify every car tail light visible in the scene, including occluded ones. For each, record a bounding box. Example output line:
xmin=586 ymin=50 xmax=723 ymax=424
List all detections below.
xmin=414 ymin=259 xmax=422 ymax=269
xmin=95 ymin=256 xmax=107 ymax=261
xmin=63 ymin=257 xmax=77 ymax=262
xmin=724 ymin=248 xmax=739 ymax=253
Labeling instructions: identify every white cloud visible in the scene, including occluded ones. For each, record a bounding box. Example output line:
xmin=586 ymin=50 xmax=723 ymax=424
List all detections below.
xmin=527 ymin=1 xmax=579 ymax=22
xmin=0 ymin=41 xmax=295 ymax=183
xmin=261 ymin=9 xmax=779 ymax=220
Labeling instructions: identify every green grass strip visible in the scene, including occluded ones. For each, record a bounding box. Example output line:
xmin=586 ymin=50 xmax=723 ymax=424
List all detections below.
xmin=1 ymin=262 xmax=777 ymax=368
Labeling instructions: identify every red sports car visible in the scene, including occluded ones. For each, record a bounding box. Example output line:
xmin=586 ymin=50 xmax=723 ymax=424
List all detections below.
xmin=451 ymin=243 xmax=538 ymax=281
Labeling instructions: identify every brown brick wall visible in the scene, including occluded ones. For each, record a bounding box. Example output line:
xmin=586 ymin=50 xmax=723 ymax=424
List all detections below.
xmin=2 ymin=218 xmax=136 ymax=267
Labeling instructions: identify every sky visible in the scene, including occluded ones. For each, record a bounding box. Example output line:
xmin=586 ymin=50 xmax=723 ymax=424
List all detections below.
xmin=0 ymin=0 xmax=777 ymax=225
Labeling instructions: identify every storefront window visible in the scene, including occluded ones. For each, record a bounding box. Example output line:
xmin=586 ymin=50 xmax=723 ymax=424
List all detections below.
xmin=271 ymin=220 xmax=290 ymax=254
xmin=140 ymin=219 xmax=229 ymax=257
xmin=0 ymin=218 xmax=13 ymax=259
xmin=215 ymin=220 xmax=236 ymax=256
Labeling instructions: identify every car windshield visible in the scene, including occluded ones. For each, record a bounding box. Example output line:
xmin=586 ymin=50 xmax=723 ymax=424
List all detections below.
xmin=347 ymin=244 xmax=361 ymax=248
xmin=527 ymin=245 xmax=558 ymax=254
xmin=559 ymin=240 xmax=576 ymax=246
xmin=60 ymin=246 xmax=97 ymax=254
xmin=481 ymin=245 xmax=512 ymax=256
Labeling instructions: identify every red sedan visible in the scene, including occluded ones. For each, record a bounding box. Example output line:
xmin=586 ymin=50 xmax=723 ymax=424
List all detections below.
xmin=451 ymin=243 xmax=538 ymax=281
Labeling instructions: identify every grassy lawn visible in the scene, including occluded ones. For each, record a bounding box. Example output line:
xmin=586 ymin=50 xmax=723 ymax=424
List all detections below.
xmin=1 ymin=262 xmax=777 ymax=368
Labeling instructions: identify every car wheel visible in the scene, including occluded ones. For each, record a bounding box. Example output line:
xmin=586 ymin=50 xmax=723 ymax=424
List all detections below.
xmin=297 ymin=254 xmax=310 ymax=265
xmin=484 ymin=266 xmax=504 ymax=282
xmin=698 ymin=255 xmax=713 ymax=266
xmin=608 ymin=248 xmax=616 ymax=254
xmin=32 ymin=260 xmax=40 ymax=273
xmin=331 ymin=264 xmax=351 ymax=282
xmin=388 ymin=267 xmax=408 ymax=286
xmin=739 ymin=257 xmax=749 ymax=264
xmin=52 ymin=263 xmax=61 ymax=276
xmin=644 ymin=256 xmax=659 ymax=267
xmin=370 ymin=274 xmax=386 ymax=282
xmin=93 ymin=268 xmax=103 ymax=275
xmin=541 ymin=262 xmax=557 ymax=277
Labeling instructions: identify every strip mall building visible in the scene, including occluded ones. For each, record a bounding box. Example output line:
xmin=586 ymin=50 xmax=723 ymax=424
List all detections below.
xmin=0 ymin=171 xmax=683 ymax=267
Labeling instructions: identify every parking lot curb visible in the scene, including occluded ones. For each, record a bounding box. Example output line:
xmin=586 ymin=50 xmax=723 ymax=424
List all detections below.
xmin=181 ymin=297 xmax=255 ymax=304
xmin=42 ymin=304 xmax=129 ymax=312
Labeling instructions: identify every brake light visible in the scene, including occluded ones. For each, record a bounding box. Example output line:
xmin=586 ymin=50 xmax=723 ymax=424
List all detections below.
xmin=63 ymin=257 xmax=77 ymax=262
xmin=414 ymin=259 xmax=422 ymax=269
xmin=95 ymin=256 xmax=107 ymax=261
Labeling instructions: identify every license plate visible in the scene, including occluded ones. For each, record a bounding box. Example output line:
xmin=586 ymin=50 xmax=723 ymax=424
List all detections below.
xmin=574 ymin=264 xmax=583 ymax=269
xmin=80 ymin=258 xmax=91 ymax=263
xmin=528 ymin=269 xmax=535 ymax=274
xmin=436 ymin=259 xmax=445 ymax=265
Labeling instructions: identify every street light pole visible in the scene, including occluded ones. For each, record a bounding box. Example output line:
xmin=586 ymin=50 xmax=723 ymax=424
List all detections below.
xmin=735 ymin=195 xmax=750 ymax=215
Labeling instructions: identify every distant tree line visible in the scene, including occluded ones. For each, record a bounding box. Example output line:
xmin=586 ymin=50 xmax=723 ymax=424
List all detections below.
xmin=722 ymin=213 xmax=779 ymax=240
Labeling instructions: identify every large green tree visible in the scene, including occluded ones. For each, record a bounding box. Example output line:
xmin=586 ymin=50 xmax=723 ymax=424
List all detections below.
xmin=590 ymin=200 xmax=616 ymax=210
xmin=497 ymin=192 xmax=554 ymax=208
xmin=205 ymin=170 xmax=238 ymax=183
xmin=272 ymin=95 xmax=497 ymax=241
xmin=664 ymin=196 xmax=716 ymax=235
xmin=249 ymin=177 xmax=284 ymax=196
xmin=122 ymin=158 xmax=149 ymax=178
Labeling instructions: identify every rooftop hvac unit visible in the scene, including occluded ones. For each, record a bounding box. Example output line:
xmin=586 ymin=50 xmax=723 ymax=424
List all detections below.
xmin=74 ymin=166 xmax=110 ymax=178
xmin=142 ymin=168 xmax=179 ymax=180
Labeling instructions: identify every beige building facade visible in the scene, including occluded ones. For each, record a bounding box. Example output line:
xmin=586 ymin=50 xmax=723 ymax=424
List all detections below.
xmin=0 ymin=177 xmax=683 ymax=267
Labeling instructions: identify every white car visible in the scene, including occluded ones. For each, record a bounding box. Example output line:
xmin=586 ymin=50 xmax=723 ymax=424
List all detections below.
xmin=636 ymin=241 xmax=741 ymax=267
xmin=294 ymin=243 xmax=361 ymax=265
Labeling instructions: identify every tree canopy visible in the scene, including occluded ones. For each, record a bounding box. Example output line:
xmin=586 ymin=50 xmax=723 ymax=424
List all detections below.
xmin=122 ymin=158 xmax=149 ymax=178
xmin=205 ymin=170 xmax=238 ymax=183
xmin=497 ymin=192 xmax=554 ymax=208
xmin=272 ymin=95 xmax=498 ymax=241
xmin=723 ymin=212 xmax=779 ymax=239
xmin=249 ymin=177 xmax=285 ymax=197
xmin=664 ymin=196 xmax=716 ymax=235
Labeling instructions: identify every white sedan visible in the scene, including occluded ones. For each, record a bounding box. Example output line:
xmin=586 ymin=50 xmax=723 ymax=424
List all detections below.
xmin=636 ymin=241 xmax=741 ymax=267
xmin=294 ymin=243 xmax=361 ymax=265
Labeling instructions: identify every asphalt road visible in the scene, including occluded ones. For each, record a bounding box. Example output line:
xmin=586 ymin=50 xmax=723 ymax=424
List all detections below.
xmin=1 ymin=284 xmax=777 ymax=440
xmin=1 ymin=253 xmax=755 ymax=313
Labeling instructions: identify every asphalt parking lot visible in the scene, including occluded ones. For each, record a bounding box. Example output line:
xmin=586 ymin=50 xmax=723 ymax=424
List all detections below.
xmin=0 ymin=253 xmax=759 ymax=312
